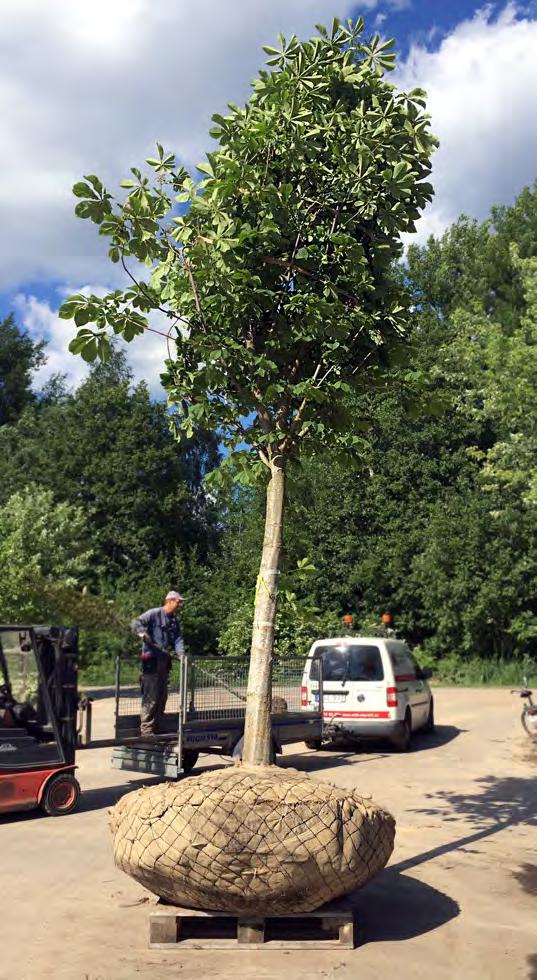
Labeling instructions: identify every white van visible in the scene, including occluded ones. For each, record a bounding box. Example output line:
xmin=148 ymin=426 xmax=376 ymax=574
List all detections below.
xmin=301 ymin=635 xmax=434 ymax=751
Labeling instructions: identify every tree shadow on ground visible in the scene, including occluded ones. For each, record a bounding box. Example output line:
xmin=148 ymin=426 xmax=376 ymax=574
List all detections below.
xmin=393 ymin=774 xmax=536 ymax=875
xmin=527 ymin=954 xmax=537 ymax=980
xmin=349 ymin=868 xmax=459 ymax=944
xmin=413 ymin=773 xmax=537 ymax=829
xmin=350 ymin=774 xmax=536 ymax=947
xmin=511 ymin=862 xmax=537 ymax=896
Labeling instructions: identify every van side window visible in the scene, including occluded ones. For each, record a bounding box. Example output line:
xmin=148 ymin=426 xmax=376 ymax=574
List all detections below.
xmin=388 ymin=643 xmax=416 ymax=680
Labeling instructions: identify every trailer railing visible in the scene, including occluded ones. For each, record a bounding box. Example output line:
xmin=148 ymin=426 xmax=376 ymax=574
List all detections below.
xmin=114 ymin=655 xmax=310 ymax=739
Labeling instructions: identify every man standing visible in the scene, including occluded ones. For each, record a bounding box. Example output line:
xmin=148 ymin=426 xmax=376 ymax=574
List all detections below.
xmin=131 ymin=591 xmax=185 ymax=737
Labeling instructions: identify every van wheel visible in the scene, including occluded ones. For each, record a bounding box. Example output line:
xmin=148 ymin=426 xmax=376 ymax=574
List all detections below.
xmin=305 ymin=738 xmax=322 ymax=751
xmin=391 ymin=713 xmax=411 ymax=753
xmin=423 ymin=699 xmax=435 ymax=734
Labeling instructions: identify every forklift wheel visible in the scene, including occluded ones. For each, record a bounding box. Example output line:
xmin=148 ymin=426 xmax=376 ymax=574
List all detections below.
xmin=40 ymin=773 xmax=81 ymax=816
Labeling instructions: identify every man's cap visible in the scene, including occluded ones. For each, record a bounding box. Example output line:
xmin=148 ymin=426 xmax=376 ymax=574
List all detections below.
xmin=165 ymin=590 xmax=184 ymax=602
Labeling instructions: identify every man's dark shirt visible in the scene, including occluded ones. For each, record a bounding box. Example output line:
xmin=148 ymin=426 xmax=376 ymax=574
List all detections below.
xmin=131 ymin=607 xmax=184 ymax=662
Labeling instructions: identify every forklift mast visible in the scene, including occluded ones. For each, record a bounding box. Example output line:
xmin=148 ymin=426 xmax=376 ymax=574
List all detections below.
xmin=33 ymin=627 xmax=79 ymax=765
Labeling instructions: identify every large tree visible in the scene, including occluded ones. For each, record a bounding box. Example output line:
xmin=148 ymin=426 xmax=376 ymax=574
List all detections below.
xmin=61 ymin=19 xmax=436 ymax=764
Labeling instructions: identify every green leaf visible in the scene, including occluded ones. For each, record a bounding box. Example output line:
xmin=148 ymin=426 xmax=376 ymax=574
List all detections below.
xmin=72 ymin=181 xmax=91 ymax=199
xmin=80 ymin=339 xmax=98 ymax=362
xmin=73 ymin=308 xmax=90 ymax=327
xmin=74 ymin=202 xmax=92 ymax=218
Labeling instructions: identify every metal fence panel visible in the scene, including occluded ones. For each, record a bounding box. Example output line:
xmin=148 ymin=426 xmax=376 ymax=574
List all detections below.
xmin=115 ymin=657 xmax=310 ymax=722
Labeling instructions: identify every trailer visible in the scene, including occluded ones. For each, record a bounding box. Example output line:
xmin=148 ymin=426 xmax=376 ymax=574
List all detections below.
xmin=109 ymin=655 xmax=324 ymax=778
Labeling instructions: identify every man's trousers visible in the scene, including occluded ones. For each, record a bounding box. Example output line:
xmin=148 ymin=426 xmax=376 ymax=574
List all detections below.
xmin=140 ymin=656 xmax=169 ymax=736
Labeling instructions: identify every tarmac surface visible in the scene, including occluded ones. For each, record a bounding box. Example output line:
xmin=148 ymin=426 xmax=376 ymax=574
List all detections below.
xmin=0 ymin=687 xmax=535 ymax=980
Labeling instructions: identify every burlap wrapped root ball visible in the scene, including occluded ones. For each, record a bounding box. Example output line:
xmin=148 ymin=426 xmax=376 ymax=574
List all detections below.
xmin=110 ymin=766 xmax=395 ymax=913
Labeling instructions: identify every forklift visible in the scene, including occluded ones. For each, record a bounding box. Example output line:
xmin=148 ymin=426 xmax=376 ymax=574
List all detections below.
xmin=0 ymin=625 xmax=80 ymax=816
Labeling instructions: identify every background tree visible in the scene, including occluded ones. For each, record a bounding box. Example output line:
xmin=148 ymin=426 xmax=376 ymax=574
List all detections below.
xmin=407 ymin=178 xmax=537 ymax=331
xmin=0 ymin=316 xmax=44 ymax=425
xmin=0 ymin=336 xmax=222 ymax=672
xmin=62 ymin=18 xmax=436 ymax=764
xmin=0 ymin=487 xmax=91 ymax=622
xmin=0 ymin=346 xmax=220 ymax=589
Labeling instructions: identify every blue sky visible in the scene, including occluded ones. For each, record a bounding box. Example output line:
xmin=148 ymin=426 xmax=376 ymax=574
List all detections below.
xmin=359 ymin=0 xmax=537 ymax=52
xmin=2 ymin=0 xmax=537 ymax=394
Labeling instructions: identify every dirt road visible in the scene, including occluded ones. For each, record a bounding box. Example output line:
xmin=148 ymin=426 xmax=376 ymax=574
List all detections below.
xmin=0 ymin=688 xmax=535 ymax=980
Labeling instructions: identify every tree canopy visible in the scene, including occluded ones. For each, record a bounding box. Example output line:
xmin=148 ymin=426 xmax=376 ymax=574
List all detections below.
xmin=61 ymin=18 xmax=436 ymax=475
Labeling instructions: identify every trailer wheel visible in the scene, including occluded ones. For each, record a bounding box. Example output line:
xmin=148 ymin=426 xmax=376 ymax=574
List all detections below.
xmin=305 ymin=738 xmax=322 ymax=751
xmin=40 ymin=773 xmax=81 ymax=816
xmin=181 ymin=750 xmax=199 ymax=775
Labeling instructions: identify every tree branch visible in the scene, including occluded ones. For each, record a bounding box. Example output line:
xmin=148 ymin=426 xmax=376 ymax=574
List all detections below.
xmin=183 ymin=250 xmax=208 ymax=330
xmin=120 ymin=254 xmax=177 ymax=321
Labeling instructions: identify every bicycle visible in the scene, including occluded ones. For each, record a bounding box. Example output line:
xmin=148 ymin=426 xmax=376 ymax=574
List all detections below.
xmin=511 ymin=680 xmax=537 ymax=741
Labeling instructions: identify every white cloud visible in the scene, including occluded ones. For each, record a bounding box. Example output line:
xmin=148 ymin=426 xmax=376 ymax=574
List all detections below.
xmin=396 ymin=3 xmax=537 ymax=244
xmin=1 ymin=0 xmax=406 ymax=391
xmin=13 ymin=294 xmax=91 ymax=391
xmin=1 ymin=0 xmax=397 ymax=292
xmin=14 ymin=290 xmax=170 ymax=398
xmin=5 ymin=1 xmax=537 ymax=389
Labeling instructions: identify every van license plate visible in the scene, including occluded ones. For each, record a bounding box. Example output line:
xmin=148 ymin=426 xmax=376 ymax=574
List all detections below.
xmin=325 ymin=693 xmax=346 ymax=702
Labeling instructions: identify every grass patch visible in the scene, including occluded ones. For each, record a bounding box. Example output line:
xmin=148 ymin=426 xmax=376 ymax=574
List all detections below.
xmin=430 ymin=655 xmax=537 ymax=687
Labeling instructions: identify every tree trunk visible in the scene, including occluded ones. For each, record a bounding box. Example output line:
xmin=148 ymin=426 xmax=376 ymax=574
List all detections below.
xmin=242 ymin=457 xmax=286 ymax=765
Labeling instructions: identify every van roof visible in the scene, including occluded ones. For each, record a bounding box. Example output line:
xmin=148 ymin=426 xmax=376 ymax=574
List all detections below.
xmin=308 ymin=635 xmax=394 ymax=649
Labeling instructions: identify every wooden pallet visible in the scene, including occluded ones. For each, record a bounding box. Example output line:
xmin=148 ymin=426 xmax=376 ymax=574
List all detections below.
xmin=149 ymin=899 xmax=356 ymax=949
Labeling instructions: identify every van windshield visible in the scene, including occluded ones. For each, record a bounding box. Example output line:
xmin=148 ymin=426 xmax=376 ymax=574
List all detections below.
xmin=310 ymin=644 xmax=383 ymax=682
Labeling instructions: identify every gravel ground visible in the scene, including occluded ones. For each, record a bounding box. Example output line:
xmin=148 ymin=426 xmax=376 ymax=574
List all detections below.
xmin=0 ymin=687 xmax=535 ymax=980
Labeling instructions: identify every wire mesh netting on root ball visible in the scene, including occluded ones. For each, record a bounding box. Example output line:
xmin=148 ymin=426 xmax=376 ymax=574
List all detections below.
xmin=110 ymin=766 xmax=395 ymax=913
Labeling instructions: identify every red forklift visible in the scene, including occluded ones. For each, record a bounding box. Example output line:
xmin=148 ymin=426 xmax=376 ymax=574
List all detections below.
xmin=0 ymin=625 xmax=81 ymax=816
